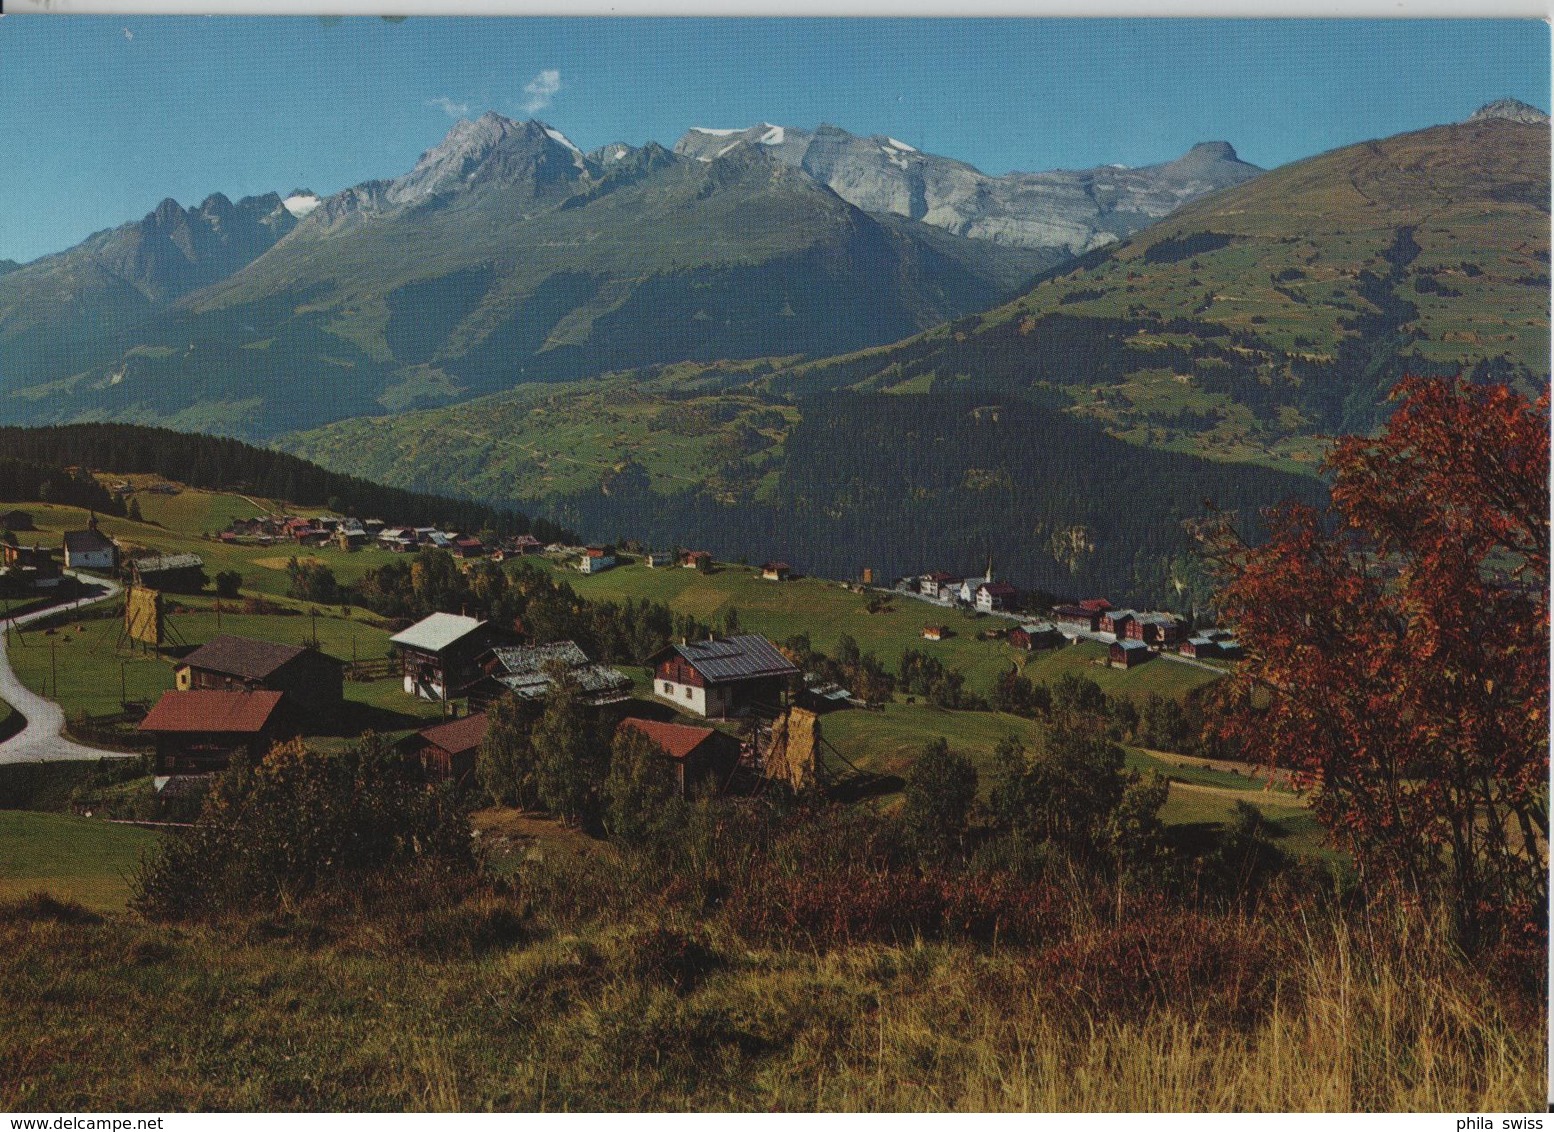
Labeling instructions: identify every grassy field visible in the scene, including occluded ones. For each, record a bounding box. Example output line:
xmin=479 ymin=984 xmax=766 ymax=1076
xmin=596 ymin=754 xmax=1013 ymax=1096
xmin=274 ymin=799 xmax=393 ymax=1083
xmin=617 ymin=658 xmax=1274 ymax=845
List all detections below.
xmin=0 ymin=811 xmax=160 ymax=911
xmin=7 ymin=595 xmax=440 ymax=736
xmin=543 ymin=560 xmax=1220 ymax=702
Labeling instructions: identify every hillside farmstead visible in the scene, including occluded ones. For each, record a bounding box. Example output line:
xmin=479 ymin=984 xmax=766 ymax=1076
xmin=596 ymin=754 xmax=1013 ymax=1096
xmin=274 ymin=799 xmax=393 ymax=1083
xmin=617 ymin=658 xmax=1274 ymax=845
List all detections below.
xmin=391 ymin=612 xmax=495 ymax=701
xmin=175 ymin=634 xmax=344 ymax=715
xmin=648 ymin=634 xmax=800 ymax=719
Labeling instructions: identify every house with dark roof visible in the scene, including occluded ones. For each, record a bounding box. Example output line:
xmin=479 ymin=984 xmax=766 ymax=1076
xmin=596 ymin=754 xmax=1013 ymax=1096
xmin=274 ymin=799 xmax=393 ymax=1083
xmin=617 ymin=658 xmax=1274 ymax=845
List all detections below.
xmin=409 ymin=711 xmax=488 ymax=783
xmin=477 ymin=641 xmax=632 ymax=707
xmin=648 ymin=634 xmax=800 ymax=719
xmin=391 ymin=612 xmax=496 ymax=701
xmin=1099 ymin=609 xmax=1138 ymax=638
xmin=1109 ymin=639 xmax=1153 ymax=669
xmin=1052 ymin=604 xmax=1101 ymax=634
xmin=0 ymin=509 xmax=34 ymax=532
xmin=129 ymin=552 xmax=206 ymax=594
xmin=1126 ymin=612 xmax=1188 ymax=650
xmin=618 ymin=717 xmax=741 ymax=796
xmin=1009 ymin=621 xmax=1064 ymax=651
xmin=975 ymin=581 xmax=1018 ymax=613
xmin=761 ymin=561 xmax=791 ymax=582
xmin=62 ymin=524 xmax=118 ymax=571
xmin=139 ymin=689 xmax=294 ymax=777
xmin=175 ymin=634 xmax=344 ymax=714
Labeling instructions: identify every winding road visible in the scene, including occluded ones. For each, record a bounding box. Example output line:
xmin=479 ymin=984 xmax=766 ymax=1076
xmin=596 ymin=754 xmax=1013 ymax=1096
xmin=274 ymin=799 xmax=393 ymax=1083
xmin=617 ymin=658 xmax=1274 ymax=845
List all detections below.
xmin=0 ymin=573 xmax=132 ymax=764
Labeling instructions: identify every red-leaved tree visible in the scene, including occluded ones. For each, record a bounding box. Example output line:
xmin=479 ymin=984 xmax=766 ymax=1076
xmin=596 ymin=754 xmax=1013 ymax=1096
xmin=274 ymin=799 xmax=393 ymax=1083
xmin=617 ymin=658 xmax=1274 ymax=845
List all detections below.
xmin=1204 ymin=376 xmax=1548 ymax=949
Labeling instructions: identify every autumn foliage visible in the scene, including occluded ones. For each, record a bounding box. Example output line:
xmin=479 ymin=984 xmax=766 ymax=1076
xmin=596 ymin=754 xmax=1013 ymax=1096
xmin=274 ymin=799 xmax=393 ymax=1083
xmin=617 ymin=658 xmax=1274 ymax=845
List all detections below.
xmin=1206 ymin=376 xmax=1548 ymax=949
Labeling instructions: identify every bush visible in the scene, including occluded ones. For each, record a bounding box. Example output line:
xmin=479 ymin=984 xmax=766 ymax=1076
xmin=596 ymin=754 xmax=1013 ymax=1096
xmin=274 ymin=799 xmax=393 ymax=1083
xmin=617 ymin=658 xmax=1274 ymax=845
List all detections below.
xmin=132 ymin=736 xmax=474 ymax=921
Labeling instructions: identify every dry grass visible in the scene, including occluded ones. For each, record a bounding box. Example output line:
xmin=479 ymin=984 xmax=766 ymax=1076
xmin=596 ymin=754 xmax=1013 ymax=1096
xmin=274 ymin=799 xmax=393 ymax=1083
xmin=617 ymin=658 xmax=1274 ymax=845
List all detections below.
xmin=0 ymin=886 xmax=1540 ymax=1112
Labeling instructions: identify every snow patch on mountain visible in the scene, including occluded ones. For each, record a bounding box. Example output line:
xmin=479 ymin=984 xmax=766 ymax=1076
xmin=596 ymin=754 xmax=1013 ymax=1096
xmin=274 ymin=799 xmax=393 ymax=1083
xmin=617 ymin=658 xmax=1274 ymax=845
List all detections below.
xmin=690 ymin=126 xmax=744 ymax=136
xmin=544 ymin=127 xmax=581 ymax=153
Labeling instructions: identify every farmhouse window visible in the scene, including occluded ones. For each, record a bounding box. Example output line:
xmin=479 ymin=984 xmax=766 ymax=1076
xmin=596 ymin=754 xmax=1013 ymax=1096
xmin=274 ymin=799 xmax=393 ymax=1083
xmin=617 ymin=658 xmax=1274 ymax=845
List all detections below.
xmin=663 ymin=682 xmax=672 ymax=693
xmin=685 ymin=687 xmax=692 ymax=699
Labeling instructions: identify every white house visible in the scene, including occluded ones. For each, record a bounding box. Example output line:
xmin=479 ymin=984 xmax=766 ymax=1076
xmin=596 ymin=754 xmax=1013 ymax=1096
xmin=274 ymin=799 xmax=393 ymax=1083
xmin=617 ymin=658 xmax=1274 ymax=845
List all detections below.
xmin=62 ymin=526 xmax=117 ymax=571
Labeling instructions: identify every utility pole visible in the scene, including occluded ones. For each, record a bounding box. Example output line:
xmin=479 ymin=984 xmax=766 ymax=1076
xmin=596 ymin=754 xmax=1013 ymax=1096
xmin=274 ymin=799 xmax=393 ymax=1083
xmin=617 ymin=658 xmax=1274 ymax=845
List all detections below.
xmin=50 ymin=638 xmax=57 ymax=700
xmin=120 ymin=660 xmax=127 ymax=710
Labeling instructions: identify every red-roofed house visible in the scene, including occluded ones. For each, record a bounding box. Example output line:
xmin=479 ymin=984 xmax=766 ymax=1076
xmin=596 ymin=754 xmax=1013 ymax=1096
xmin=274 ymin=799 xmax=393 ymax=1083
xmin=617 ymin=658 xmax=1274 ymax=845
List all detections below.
xmin=618 ymin=717 xmax=741 ymax=796
xmin=139 ymin=690 xmax=294 ymax=777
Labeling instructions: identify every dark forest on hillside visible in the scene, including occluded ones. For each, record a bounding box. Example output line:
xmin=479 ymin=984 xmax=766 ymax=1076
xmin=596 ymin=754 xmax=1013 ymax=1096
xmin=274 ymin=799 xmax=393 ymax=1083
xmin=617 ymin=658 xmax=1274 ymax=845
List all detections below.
xmin=532 ymin=392 xmax=1327 ymax=608
xmin=0 ymin=423 xmax=574 ymax=542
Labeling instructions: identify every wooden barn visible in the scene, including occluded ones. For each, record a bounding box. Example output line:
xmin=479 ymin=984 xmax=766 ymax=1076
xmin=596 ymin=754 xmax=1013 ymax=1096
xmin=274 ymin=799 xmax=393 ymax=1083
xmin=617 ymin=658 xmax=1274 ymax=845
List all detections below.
xmin=1052 ymin=604 xmax=1101 ymax=633
xmin=617 ymin=717 xmax=741 ymax=796
xmin=139 ymin=689 xmax=294 ymax=777
xmin=760 ymin=561 xmax=792 ymax=582
xmin=175 ymin=634 xmax=344 ymax=715
xmin=408 ymin=711 xmax=488 ymax=783
xmin=1109 ymin=639 xmax=1153 ymax=669
xmin=1100 ymin=609 xmax=1137 ymax=638
xmin=1127 ymin=612 xmax=1188 ymax=650
xmin=648 ymin=634 xmax=799 ymax=719
xmin=1009 ymin=621 xmax=1064 ymax=651
xmin=129 ymin=552 xmax=206 ymax=594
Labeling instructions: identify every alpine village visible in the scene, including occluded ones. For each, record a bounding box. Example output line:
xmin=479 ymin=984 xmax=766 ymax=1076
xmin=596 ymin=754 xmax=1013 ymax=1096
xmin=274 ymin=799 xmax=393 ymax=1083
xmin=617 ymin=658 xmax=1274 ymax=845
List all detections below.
xmin=0 ymin=23 xmax=1547 ymax=1114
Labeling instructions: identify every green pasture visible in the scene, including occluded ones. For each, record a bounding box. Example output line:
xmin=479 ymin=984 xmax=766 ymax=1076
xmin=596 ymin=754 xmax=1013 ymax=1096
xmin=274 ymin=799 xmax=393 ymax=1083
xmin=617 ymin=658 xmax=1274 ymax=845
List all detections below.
xmin=0 ymin=811 xmax=160 ymax=911
xmin=538 ymin=561 xmax=1219 ymax=702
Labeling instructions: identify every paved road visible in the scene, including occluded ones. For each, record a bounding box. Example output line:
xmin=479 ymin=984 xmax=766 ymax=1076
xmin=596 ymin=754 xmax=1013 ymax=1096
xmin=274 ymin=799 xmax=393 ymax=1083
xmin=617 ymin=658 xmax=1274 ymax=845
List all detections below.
xmin=0 ymin=573 xmax=132 ymax=764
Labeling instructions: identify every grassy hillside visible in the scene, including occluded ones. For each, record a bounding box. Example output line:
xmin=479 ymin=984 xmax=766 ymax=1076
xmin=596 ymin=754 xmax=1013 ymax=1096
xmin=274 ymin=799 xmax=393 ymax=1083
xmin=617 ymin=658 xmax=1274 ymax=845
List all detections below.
xmin=0 ymin=812 xmax=160 ymax=911
xmin=775 ymin=117 xmax=1549 ymax=471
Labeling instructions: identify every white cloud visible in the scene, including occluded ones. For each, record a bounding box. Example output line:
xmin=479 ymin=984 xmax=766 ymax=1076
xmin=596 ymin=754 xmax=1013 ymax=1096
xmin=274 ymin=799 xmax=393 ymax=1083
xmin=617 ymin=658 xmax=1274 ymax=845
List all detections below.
xmin=521 ymin=69 xmax=561 ymax=116
xmin=427 ymin=96 xmax=470 ymax=119
xmin=122 ymin=28 xmax=134 ymax=41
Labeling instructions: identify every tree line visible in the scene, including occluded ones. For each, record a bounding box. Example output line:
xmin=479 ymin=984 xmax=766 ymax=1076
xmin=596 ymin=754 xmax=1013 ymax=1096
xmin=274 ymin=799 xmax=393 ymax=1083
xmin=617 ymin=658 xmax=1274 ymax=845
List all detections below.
xmin=0 ymin=422 xmax=575 ymax=542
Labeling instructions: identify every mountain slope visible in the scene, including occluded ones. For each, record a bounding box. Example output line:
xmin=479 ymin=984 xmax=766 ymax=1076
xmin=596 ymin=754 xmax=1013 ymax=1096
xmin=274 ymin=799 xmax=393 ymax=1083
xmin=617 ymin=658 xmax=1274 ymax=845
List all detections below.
xmin=774 ymin=112 xmax=1550 ymax=468
xmin=675 ymin=124 xmax=1263 ymax=253
xmin=0 ymin=115 xmax=1054 ymax=438
xmin=0 ymin=192 xmax=298 ymax=388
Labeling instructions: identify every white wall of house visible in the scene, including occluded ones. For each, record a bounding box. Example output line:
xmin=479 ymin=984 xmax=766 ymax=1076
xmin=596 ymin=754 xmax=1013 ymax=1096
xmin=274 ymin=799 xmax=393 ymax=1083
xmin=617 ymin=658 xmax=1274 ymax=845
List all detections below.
xmin=65 ymin=547 xmax=115 ymax=570
xmin=655 ymin=679 xmax=734 ymax=718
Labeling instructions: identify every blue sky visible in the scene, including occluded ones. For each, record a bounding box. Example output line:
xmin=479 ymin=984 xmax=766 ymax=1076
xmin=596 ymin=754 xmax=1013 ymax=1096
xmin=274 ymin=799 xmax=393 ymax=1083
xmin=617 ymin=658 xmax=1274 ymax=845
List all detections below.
xmin=0 ymin=17 xmax=1547 ymax=263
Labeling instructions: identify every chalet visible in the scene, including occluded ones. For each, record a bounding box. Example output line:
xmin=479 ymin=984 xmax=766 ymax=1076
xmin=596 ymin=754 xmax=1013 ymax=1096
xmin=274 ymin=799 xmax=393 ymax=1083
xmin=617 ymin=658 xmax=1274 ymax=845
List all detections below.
xmin=1099 ymin=609 xmax=1137 ymax=638
xmin=390 ymin=612 xmax=495 ymax=701
xmin=618 ymin=717 xmax=741 ymax=797
xmin=408 ymin=711 xmax=488 ymax=783
xmin=1181 ymin=634 xmax=1243 ymax=660
xmin=478 ymin=641 xmax=631 ymax=707
xmin=1052 ymin=604 xmax=1101 ymax=634
xmin=975 ymin=581 xmax=1018 ymax=613
xmin=453 ymin=536 xmax=486 ymax=559
xmin=426 ymin=532 xmax=456 ymax=551
xmin=513 ymin=535 xmax=544 ymax=556
xmin=379 ymin=527 xmax=419 ymax=552
xmin=1078 ymin=598 xmax=1112 ymax=614
xmin=921 ymin=625 xmax=948 ymax=642
xmin=683 ymin=550 xmax=713 ymax=572
xmin=1110 ymin=639 xmax=1153 ymax=669
xmin=579 ymin=546 xmax=615 ymax=574
xmin=1009 ymin=621 xmax=1064 ymax=651
xmin=129 ymin=553 xmax=206 ymax=594
xmin=364 ymin=519 xmax=385 ymax=534
xmin=139 ymin=689 xmax=294 ymax=778
xmin=175 ymin=634 xmax=344 ymax=715
xmin=1126 ymin=612 xmax=1187 ymax=650
xmin=414 ymin=527 xmax=439 ymax=545
xmin=648 ymin=634 xmax=800 ymax=719
xmin=761 ymin=561 xmax=791 ymax=582
xmin=918 ymin=571 xmax=959 ymax=600
xmin=335 ymin=527 xmax=371 ymax=552
xmin=644 ymin=551 xmax=673 ymax=568
xmin=0 ymin=510 xmax=34 ymax=532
